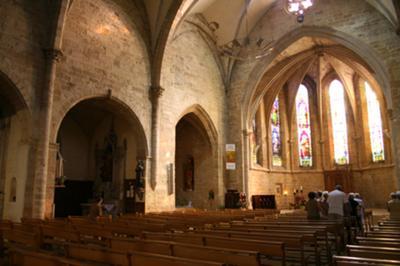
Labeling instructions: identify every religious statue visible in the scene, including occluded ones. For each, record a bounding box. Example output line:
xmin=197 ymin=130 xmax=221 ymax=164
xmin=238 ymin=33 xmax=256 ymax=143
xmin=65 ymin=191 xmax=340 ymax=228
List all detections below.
xmin=134 ymin=160 xmax=145 ymax=200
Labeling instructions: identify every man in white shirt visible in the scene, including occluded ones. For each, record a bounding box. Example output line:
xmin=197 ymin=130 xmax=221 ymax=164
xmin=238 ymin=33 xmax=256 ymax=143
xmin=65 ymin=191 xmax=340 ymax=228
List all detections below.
xmin=327 ymin=185 xmax=347 ymax=219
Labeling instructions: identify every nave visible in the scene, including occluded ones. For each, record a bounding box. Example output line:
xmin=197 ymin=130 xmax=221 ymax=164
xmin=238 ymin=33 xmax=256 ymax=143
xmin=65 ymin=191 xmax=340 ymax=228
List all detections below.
xmin=0 ymin=209 xmax=399 ymax=266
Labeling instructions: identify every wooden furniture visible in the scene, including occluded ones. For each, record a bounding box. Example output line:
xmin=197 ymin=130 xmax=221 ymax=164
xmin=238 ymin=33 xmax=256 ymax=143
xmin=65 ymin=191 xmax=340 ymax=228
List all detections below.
xmin=251 ymin=195 xmax=276 ymax=209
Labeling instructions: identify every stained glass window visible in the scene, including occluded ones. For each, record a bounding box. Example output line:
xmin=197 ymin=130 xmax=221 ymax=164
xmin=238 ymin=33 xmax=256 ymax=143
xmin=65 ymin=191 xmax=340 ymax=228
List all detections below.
xmin=329 ymin=80 xmax=349 ymax=165
xmin=271 ymin=97 xmax=282 ymax=166
xmin=296 ymin=85 xmax=312 ymax=167
xmin=365 ymin=82 xmax=385 ymax=162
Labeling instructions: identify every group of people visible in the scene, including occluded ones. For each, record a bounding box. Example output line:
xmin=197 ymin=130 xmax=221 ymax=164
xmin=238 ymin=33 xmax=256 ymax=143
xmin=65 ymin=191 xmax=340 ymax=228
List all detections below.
xmin=387 ymin=191 xmax=400 ymax=219
xmin=305 ymin=185 xmax=365 ymax=229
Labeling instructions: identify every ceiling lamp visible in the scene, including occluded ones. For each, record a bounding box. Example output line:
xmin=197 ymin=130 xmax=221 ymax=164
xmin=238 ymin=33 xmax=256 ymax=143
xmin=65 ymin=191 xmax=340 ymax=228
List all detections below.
xmin=218 ymin=0 xmax=273 ymax=61
xmin=285 ymin=0 xmax=315 ymax=23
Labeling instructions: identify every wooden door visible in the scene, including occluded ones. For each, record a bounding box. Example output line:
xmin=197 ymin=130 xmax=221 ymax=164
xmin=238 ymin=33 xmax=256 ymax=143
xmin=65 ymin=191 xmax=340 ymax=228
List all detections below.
xmin=324 ymin=170 xmax=353 ymax=193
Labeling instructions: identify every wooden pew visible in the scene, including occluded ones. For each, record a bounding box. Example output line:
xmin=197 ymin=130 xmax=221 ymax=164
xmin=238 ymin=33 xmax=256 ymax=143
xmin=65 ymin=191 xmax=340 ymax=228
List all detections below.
xmin=2 ymin=228 xmax=40 ymax=249
xmin=111 ymin=237 xmax=262 ymax=266
xmin=65 ymin=242 xmax=226 ymax=266
xmin=212 ymin=225 xmax=328 ymax=264
xmin=194 ymin=229 xmax=308 ymax=264
xmin=142 ymin=231 xmax=286 ymax=266
xmin=356 ymin=237 xmax=400 ymax=248
xmin=9 ymin=247 xmax=93 ymax=266
xmin=65 ymin=243 xmax=130 ymax=265
xmin=333 ymin=255 xmax=400 ymax=265
xmin=40 ymin=225 xmax=81 ymax=246
xmin=129 ymin=251 xmax=227 ymax=266
xmin=346 ymin=245 xmax=400 ymax=260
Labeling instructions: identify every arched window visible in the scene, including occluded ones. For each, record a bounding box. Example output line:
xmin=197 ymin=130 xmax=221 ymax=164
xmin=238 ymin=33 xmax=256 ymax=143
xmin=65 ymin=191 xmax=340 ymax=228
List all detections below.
xmin=365 ymin=82 xmax=385 ymax=162
xmin=271 ymin=96 xmax=282 ymax=166
xmin=329 ymin=80 xmax=349 ymax=165
xmin=296 ymin=84 xmax=312 ymax=167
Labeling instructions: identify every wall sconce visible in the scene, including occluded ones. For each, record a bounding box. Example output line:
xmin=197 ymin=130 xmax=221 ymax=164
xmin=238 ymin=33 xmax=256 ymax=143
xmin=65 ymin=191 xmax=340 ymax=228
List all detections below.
xmin=283 ymin=190 xmax=288 ymax=196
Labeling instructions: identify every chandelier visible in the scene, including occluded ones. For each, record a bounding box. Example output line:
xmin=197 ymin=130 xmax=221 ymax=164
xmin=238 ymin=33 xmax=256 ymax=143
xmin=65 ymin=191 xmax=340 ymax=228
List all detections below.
xmin=217 ymin=0 xmax=273 ymax=61
xmin=285 ymin=0 xmax=315 ymax=23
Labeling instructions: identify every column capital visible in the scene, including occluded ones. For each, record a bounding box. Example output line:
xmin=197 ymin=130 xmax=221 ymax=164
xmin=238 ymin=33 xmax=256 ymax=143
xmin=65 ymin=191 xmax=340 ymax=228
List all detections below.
xmin=43 ymin=48 xmax=64 ymax=62
xmin=150 ymin=86 xmax=165 ymax=101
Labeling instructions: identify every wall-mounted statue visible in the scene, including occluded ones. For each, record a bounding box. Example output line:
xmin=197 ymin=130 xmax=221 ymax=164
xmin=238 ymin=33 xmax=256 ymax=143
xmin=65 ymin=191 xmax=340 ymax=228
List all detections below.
xmin=135 ymin=160 xmax=145 ymax=201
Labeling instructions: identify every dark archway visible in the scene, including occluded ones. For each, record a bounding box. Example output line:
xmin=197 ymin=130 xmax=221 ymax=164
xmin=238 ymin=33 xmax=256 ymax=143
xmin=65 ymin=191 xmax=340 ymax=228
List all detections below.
xmin=0 ymin=72 xmax=30 ymax=221
xmin=175 ymin=111 xmax=217 ymax=209
xmin=54 ymin=97 xmax=148 ymax=217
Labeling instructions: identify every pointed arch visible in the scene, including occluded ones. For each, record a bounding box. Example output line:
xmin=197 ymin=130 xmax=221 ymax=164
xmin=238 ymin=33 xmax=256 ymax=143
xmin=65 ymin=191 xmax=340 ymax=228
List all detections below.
xmin=177 ymin=104 xmax=218 ymax=151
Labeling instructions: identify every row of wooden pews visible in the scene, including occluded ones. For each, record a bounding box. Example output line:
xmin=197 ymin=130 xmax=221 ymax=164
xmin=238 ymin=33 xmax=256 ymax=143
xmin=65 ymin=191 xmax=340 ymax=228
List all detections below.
xmin=1 ymin=209 xmax=289 ymax=266
xmin=333 ymin=218 xmax=400 ymax=265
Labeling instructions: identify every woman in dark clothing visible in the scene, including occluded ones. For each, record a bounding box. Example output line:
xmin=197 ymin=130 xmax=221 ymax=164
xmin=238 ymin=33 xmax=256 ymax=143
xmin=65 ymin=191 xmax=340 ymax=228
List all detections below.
xmin=306 ymin=191 xmax=320 ymax=220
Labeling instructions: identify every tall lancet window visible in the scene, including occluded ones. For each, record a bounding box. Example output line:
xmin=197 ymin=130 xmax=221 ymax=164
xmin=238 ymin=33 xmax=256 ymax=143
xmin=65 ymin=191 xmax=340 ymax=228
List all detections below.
xmin=296 ymin=84 xmax=312 ymax=167
xmin=365 ymin=82 xmax=385 ymax=162
xmin=271 ymin=97 xmax=282 ymax=166
xmin=329 ymin=80 xmax=349 ymax=165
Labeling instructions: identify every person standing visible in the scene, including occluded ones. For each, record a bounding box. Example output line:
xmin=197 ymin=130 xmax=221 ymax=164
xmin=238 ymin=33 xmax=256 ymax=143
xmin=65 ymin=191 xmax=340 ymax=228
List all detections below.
xmin=306 ymin=191 xmax=320 ymax=220
xmin=388 ymin=191 xmax=400 ymax=220
xmin=319 ymin=191 xmax=329 ymax=218
xmin=327 ymin=185 xmax=347 ymax=219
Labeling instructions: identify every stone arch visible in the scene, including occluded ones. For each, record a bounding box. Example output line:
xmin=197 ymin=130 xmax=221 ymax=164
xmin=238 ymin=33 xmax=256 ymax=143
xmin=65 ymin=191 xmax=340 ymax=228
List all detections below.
xmin=52 ymin=96 xmax=148 ymax=217
xmin=177 ymin=104 xmax=218 ymax=151
xmin=53 ymin=96 xmax=148 ymax=155
xmin=241 ymin=26 xmax=392 ymax=134
xmin=174 ymin=104 xmax=219 ymax=209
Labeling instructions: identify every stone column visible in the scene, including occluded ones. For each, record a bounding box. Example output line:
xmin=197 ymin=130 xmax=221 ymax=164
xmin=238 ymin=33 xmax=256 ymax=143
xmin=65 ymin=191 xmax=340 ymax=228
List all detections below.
xmin=31 ymin=49 xmax=63 ymax=218
xmin=390 ymin=111 xmax=400 ymax=189
xmin=241 ymin=129 xmax=251 ymax=207
xmin=149 ymin=86 xmax=164 ymax=190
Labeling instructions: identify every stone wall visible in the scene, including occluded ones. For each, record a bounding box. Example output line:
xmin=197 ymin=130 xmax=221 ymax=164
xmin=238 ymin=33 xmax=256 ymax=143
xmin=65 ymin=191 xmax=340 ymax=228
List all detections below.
xmin=154 ymin=17 xmax=226 ymax=212
xmin=52 ymin=0 xmax=151 ymax=142
xmin=0 ymin=0 xmax=48 ymax=111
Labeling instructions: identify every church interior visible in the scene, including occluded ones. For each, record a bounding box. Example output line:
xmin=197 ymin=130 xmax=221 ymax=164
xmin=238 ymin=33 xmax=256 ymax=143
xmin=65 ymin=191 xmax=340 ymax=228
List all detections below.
xmin=1 ymin=0 xmax=400 ymax=265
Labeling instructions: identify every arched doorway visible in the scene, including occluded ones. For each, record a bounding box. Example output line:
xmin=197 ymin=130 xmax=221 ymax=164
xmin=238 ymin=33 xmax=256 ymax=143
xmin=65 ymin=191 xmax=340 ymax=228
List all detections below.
xmin=0 ymin=73 xmax=30 ymax=221
xmin=175 ymin=110 xmax=217 ymax=209
xmin=54 ymin=97 xmax=147 ymax=217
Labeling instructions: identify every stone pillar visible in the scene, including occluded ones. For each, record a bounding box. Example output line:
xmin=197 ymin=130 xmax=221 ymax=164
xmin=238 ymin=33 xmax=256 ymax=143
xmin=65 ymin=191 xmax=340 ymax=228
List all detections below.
xmin=31 ymin=49 xmax=62 ymax=218
xmin=149 ymin=86 xmax=164 ymax=190
xmin=390 ymin=111 xmax=400 ymax=189
xmin=241 ymin=129 xmax=251 ymax=207
xmin=45 ymin=143 xmax=59 ymax=218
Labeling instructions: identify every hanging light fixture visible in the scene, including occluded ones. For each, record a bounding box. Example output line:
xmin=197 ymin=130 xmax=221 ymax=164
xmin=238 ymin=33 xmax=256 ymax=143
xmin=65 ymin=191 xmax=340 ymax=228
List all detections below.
xmin=285 ymin=0 xmax=315 ymax=23
xmin=217 ymin=0 xmax=273 ymax=61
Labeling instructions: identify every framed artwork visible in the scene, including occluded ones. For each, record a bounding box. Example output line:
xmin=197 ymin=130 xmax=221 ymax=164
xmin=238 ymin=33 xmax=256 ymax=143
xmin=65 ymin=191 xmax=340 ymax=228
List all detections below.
xmin=275 ymin=183 xmax=283 ymax=195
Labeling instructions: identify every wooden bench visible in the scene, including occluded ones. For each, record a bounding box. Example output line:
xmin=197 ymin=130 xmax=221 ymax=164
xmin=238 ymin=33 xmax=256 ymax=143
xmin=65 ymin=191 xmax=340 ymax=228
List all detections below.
xmin=142 ymin=231 xmax=286 ymax=265
xmin=356 ymin=237 xmax=400 ymax=248
xmin=9 ymin=247 xmax=93 ymax=266
xmin=346 ymin=245 xmax=400 ymax=260
xmin=333 ymin=255 xmax=400 ymax=265
xmin=2 ymin=228 xmax=40 ymax=249
xmin=65 ymin=242 xmax=226 ymax=266
xmin=111 ymin=237 xmax=262 ymax=266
